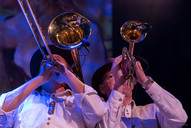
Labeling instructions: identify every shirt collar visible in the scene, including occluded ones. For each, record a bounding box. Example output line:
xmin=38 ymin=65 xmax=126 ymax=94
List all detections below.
xmin=125 ymin=100 xmax=136 ymax=108
xmin=51 ymin=89 xmax=73 ymax=98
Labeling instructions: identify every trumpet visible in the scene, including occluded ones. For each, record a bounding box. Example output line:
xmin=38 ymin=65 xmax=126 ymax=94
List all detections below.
xmin=120 ymin=20 xmax=151 ymax=87
xmin=17 ymin=0 xmax=91 ymax=82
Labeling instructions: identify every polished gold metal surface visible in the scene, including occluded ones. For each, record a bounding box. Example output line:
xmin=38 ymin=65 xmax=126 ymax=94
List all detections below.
xmin=18 ymin=0 xmax=90 ymax=82
xmin=120 ymin=20 xmax=151 ymax=87
xmin=120 ymin=20 xmax=147 ymax=43
xmin=48 ymin=12 xmax=91 ymax=49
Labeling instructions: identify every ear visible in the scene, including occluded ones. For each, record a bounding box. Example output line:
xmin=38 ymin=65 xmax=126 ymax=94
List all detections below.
xmin=99 ymin=83 xmax=106 ymax=94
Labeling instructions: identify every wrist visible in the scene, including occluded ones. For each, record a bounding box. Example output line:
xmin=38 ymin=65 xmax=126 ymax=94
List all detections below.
xmin=139 ymin=76 xmax=149 ymax=85
xmin=114 ymin=82 xmax=123 ymax=93
xmin=112 ymin=70 xmax=123 ymax=81
xmin=35 ymin=75 xmax=47 ymax=85
xmin=142 ymin=76 xmax=154 ymax=90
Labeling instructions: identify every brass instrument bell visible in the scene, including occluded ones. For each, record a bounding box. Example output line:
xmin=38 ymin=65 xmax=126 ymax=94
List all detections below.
xmin=120 ymin=20 xmax=148 ymax=44
xmin=120 ymin=20 xmax=151 ymax=87
xmin=18 ymin=0 xmax=91 ymax=82
xmin=48 ymin=12 xmax=91 ymax=50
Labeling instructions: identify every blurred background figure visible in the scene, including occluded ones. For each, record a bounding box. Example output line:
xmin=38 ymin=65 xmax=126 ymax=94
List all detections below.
xmin=0 ymin=0 xmax=29 ymax=92
xmin=0 ymin=0 xmax=112 ymax=92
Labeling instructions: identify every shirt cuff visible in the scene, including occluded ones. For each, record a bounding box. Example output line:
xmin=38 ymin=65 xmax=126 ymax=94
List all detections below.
xmin=73 ymin=84 xmax=97 ymax=107
xmin=0 ymin=93 xmax=16 ymax=117
xmin=145 ymin=81 xmax=164 ymax=102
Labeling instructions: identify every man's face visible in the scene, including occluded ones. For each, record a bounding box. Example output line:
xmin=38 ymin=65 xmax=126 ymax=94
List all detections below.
xmin=101 ymin=70 xmax=134 ymax=98
xmin=47 ymin=54 xmax=70 ymax=84
xmin=100 ymin=70 xmax=115 ymax=97
xmin=52 ymin=54 xmax=70 ymax=69
xmin=103 ymin=71 xmax=115 ymax=90
xmin=40 ymin=54 xmax=71 ymax=92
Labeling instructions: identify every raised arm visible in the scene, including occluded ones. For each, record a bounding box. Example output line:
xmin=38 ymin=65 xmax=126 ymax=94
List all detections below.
xmin=1 ymin=61 xmax=58 ymax=112
xmin=134 ymin=61 xmax=188 ymax=127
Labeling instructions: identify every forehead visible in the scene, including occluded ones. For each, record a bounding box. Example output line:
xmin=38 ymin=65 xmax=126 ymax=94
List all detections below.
xmin=103 ymin=70 xmax=112 ymax=80
xmin=105 ymin=70 xmax=112 ymax=75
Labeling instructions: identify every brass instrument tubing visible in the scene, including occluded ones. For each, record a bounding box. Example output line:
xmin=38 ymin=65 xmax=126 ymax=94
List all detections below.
xmin=26 ymin=0 xmax=54 ymax=62
xmin=17 ymin=0 xmax=47 ymax=59
xmin=129 ymin=43 xmax=134 ymax=56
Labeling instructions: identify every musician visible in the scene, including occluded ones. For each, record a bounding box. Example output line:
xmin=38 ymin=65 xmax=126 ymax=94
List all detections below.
xmin=91 ymin=55 xmax=188 ymax=128
xmin=0 ymin=45 xmax=106 ymax=128
xmin=0 ymin=0 xmax=106 ymax=90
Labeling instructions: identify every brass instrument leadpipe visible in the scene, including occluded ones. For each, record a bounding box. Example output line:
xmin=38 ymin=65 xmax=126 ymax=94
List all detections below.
xmin=71 ymin=48 xmax=84 ymax=82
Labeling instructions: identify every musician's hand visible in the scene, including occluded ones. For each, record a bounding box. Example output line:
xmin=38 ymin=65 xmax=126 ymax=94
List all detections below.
xmin=38 ymin=59 xmax=61 ymax=84
xmin=53 ymin=60 xmax=69 ymax=84
xmin=111 ymin=55 xmax=123 ymax=81
xmin=134 ymin=61 xmax=148 ymax=85
xmin=111 ymin=55 xmax=127 ymax=91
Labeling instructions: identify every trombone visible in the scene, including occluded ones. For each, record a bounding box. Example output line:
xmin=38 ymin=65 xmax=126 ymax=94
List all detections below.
xmin=17 ymin=0 xmax=91 ymax=82
xmin=120 ymin=20 xmax=151 ymax=87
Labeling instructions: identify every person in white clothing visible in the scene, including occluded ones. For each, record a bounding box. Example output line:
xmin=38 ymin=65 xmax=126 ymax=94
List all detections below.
xmin=0 ymin=45 xmax=106 ymax=128
xmin=91 ymin=55 xmax=188 ymax=128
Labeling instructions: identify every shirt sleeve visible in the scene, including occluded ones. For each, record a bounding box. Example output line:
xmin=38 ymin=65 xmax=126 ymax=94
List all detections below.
xmin=0 ymin=93 xmax=17 ymax=128
xmin=146 ymin=82 xmax=188 ymax=127
xmin=105 ymin=90 xmax=125 ymax=128
xmin=73 ymin=84 xmax=107 ymax=128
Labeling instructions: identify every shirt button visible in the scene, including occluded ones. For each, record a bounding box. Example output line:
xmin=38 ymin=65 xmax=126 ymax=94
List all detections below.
xmin=48 ymin=117 xmax=51 ymax=120
xmin=47 ymin=122 xmax=50 ymax=125
xmin=119 ymin=98 xmax=122 ymax=101
xmin=150 ymin=93 xmax=153 ymax=96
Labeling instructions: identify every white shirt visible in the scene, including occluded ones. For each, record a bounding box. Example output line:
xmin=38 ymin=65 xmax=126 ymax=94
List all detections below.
xmin=96 ymin=82 xmax=188 ymax=128
xmin=0 ymin=85 xmax=106 ymax=128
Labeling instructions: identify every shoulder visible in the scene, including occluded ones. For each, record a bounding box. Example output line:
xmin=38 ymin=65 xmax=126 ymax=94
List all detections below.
xmin=134 ymin=103 xmax=158 ymax=117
